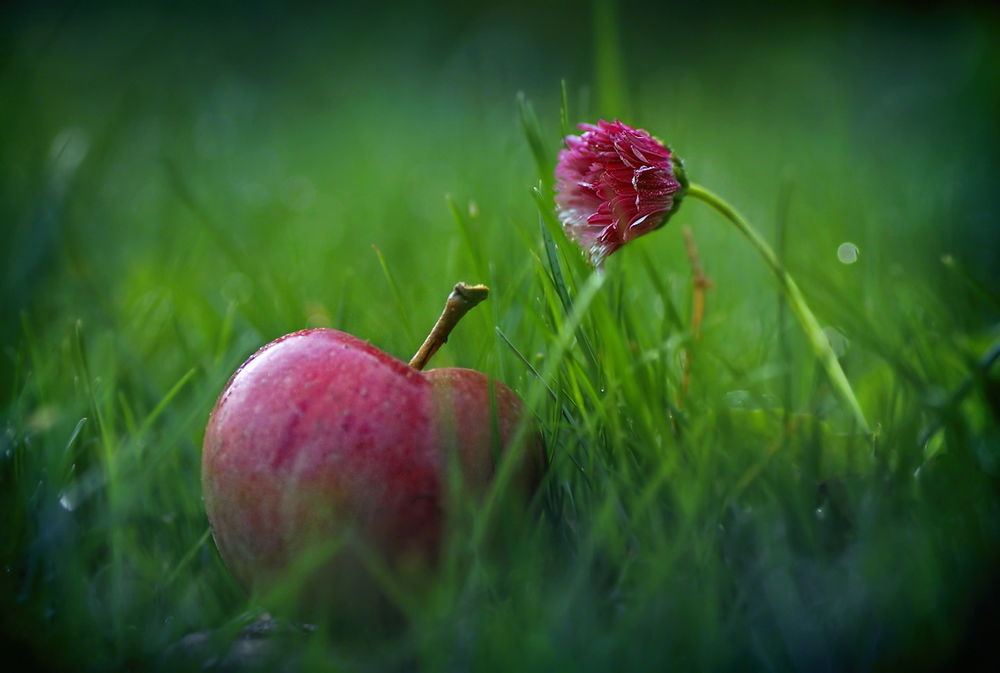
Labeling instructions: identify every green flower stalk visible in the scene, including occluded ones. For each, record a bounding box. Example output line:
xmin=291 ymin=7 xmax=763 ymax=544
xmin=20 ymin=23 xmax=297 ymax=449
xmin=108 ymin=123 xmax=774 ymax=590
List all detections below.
xmin=555 ymin=119 xmax=870 ymax=434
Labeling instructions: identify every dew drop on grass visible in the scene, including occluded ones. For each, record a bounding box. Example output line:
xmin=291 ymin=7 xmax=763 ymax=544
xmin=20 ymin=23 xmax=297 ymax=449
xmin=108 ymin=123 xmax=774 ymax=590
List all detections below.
xmin=837 ymin=242 xmax=859 ymax=264
xmin=822 ymin=327 xmax=849 ymax=358
xmin=49 ymin=128 xmax=90 ymax=175
xmin=57 ymin=467 xmax=104 ymax=512
xmin=281 ymin=175 xmax=316 ymax=212
xmin=58 ymin=492 xmax=75 ymax=512
xmin=221 ymin=273 xmax=253 ymax=304
xmin=724 ymin=390 xmax=751 ymax=407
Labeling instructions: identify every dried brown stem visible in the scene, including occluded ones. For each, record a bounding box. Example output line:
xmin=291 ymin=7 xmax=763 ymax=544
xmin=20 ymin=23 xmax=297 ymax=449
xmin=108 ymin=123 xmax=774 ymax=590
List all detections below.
xmin=409 ymin=282 xmax=490 ymax=370
xmin=683 ymin=226 xmax=713 ymax=340
xmin=680 ymin=227 xmax=712 ymax=400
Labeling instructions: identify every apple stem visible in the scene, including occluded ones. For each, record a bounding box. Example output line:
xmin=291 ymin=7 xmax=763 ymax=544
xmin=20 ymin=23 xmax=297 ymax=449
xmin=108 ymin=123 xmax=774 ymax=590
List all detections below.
xmin=409 ymin=282 xmax=490 ymax=370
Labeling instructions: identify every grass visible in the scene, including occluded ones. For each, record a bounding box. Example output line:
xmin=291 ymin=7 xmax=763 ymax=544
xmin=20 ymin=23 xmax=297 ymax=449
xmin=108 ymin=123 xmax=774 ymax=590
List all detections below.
xmin=2 ymin=2 xmax=999 ymax=671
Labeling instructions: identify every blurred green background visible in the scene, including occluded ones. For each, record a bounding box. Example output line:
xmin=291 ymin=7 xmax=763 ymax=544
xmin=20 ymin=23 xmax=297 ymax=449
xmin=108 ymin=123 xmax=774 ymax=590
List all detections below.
xmin=2 ymin=1 xmax=999 ymax=670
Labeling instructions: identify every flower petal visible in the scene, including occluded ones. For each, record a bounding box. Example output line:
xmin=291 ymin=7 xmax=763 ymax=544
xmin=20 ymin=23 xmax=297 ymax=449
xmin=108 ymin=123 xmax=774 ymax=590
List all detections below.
xmin=554 ymin=119 xmax=684 ymax=265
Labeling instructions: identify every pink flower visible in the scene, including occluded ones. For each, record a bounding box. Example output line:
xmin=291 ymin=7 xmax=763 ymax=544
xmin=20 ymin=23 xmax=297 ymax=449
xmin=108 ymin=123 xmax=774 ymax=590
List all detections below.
xmin=555 ymin=120 xmax=686 ymax=265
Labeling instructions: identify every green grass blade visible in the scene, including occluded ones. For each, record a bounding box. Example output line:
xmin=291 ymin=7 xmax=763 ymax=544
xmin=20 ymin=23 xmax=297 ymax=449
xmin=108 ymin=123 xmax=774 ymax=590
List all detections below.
xmin=137 ymin=367 xmax=197 ymax=438
xmin=372 ymin=244 xmax=417 ymax=345
xmin=518 ymin=92 xmax=554 ymax=192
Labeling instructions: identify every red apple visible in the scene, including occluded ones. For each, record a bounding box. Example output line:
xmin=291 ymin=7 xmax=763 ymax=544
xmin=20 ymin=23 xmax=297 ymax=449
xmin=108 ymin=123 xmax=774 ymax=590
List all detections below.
xmin=201 ymin=325 xmax=543 ymax=606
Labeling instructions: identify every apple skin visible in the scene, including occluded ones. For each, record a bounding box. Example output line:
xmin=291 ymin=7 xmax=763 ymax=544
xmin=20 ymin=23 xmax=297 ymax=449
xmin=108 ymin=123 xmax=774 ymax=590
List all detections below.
xmin=201 ymin=328 xmax=543 ymax=599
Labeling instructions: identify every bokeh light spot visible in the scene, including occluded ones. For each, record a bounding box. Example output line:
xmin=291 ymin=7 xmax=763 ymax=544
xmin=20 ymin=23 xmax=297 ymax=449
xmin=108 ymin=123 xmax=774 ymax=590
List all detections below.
xmin=837 ymin=242 xmax=860 ymax=264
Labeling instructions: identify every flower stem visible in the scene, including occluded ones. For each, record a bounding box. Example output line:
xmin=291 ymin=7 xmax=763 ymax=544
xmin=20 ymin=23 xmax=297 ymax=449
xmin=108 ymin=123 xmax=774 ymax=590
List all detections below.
xmin=409 ymin=283 xmax=490 ymax=370
xmin=686 ymin=183 xmax=871 ymax=435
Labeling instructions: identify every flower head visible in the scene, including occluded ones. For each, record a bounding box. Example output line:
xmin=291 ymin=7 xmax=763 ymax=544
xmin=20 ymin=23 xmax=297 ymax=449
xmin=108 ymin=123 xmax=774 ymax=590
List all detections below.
xmin=555 ymin=120 xmax=686 ymax=265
